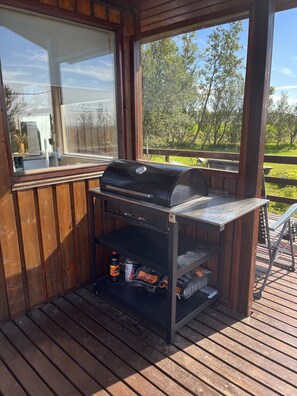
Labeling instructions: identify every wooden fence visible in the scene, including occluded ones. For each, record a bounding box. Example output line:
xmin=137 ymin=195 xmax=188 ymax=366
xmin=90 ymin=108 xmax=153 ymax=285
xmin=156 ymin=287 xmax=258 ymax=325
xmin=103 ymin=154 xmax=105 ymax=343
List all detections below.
xmin=144 ymin=148 xmax=297 ymax=206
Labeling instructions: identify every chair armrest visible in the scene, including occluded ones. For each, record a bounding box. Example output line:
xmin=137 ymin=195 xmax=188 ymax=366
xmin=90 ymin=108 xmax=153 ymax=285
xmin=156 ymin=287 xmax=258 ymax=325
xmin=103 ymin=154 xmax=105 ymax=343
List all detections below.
xmin=269 ymin=203 xmax=297 ymax=231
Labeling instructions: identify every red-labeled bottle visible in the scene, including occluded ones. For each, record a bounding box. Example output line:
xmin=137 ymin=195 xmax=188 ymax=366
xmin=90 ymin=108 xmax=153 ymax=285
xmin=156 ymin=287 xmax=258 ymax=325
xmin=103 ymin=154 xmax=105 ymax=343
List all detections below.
xmin=109 ymin=251 xmax=120 ymax=282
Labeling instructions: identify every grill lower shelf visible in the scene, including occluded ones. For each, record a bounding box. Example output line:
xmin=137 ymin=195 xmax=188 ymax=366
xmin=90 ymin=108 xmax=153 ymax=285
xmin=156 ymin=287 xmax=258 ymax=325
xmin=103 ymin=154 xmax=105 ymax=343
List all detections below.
xmin=96 ymin=226 xmax=219 ymax=277
xmin=95 ymin=275 xmax=218 ymax=330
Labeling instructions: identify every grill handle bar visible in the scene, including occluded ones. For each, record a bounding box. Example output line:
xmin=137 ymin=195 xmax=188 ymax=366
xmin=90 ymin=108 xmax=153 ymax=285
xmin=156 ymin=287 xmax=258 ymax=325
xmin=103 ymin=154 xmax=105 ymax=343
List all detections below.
xmin=105 ymin=184 xmax=154 ymax=199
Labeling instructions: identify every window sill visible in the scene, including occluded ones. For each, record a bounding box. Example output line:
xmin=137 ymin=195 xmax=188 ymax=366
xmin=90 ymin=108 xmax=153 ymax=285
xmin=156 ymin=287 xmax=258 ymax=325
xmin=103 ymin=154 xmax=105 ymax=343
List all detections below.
xmin=11 ymin=162 xmax=109 ymax=191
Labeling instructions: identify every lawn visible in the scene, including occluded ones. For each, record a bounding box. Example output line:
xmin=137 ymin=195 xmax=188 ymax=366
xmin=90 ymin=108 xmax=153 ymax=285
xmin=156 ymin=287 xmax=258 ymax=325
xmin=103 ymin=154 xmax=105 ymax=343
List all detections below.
xmin=147 ymin=144 xmax=297 ymax=215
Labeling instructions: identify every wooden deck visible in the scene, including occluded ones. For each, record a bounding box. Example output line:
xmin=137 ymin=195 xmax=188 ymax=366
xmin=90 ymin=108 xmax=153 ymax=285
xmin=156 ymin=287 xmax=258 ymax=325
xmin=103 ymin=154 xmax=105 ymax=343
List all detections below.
xmin=1 ymin=246 xmax=297 ymax=395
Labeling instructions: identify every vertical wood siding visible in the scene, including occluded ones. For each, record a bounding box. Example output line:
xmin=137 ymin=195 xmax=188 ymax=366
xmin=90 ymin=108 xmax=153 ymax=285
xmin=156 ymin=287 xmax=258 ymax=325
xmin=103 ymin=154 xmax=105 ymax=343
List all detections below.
xmin=0 ymin=179 xmax=102 ymax=322
xmin=0 ymin=0 xmax=133 ymax=322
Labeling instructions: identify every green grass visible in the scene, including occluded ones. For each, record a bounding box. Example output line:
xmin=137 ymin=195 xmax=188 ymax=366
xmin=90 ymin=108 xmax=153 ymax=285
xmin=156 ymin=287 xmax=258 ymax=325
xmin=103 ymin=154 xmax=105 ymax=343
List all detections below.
xmin=264 ymin=162 xmax=297 ymax=215
xmin=145 ymin=145 xmax=297 ymax=216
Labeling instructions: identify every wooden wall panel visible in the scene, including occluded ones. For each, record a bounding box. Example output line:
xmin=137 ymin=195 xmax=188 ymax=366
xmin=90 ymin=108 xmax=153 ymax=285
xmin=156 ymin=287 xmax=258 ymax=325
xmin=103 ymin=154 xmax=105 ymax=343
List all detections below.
xmin=0 ymin=0 xmax=135 ymax=323
xmin=37 ymin=187 xmax=63 ymax=300
xmin=94 ymin=3 xmax=107 ymax=20
xmin=0 ymin=191 xmax=26 ymax=318
xmin=76 ymin=0 xmax=91 ymax=16
xmin=73 ymin=181 xmax=91 ymax=284
xmin=17 ymin=190 xmax=46 ymax=308
xmin=108 ymin=8 xmax=121 ymax=23
xmin=56 ymin=184 xmax=77 ymax=291
xmin=58 ymin=0 xmax=75 ymax=11
xmin=0 ymin=69 xmax=26 ymax=318
xmin=0 ymin=244 xmax=9 ymax=323
xmin=87 ymin=179 xmax=106 ymax=277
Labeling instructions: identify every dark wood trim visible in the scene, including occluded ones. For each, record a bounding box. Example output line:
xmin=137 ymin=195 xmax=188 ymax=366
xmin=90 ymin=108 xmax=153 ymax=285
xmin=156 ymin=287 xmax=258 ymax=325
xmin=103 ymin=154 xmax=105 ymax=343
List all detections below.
xmin=11 ymin=164 xmax=108 ymax=185
xmin=144 ymin=148 xmax=239 ymax=160
xmin=93 ymin=0 xmax=137 ymax=13
xmin=276 ymin=0 xmax=297 ymax=11
xmin=265 ymin=176 xmax=297 ymax=186
xmin=0 ymin=243 xmax=9 ymax=323
xmin=0 ymin=0 xmax=121 ymax=30
xmin=136 ymin=3 xmax=249 ymax=40
xmin=143 ymin=148 xmax=297 ymax=165
xmin=267 ymin=195 xmax=297 ymax=205
xmin=11 ymin=171 xmax=104 ymax=191
xmin=239 ymin=1 xmax=275 ymax=197
xmin=264 ymin=155 xmax=297 ymax=164
xmin=237 ymin=0 xmax=275 ymax=316
xmin=134 ymin=40 xmax=143 ymax=160
xmin=118 ymin=12 xmax=136 ymax=160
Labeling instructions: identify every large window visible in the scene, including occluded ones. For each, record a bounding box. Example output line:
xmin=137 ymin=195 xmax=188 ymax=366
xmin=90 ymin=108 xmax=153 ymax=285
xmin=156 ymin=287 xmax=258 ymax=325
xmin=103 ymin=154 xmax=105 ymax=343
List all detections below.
xmin=0 ymin=7 xmax=118 ymax=173
xmin=140 ymin=19 xmax=249 ymax=170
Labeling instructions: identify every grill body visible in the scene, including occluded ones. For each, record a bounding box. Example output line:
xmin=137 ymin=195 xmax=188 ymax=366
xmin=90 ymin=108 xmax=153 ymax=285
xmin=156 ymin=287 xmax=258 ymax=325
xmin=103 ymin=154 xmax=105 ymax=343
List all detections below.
xmin=101 ymin=159 xmax=208 ymax=208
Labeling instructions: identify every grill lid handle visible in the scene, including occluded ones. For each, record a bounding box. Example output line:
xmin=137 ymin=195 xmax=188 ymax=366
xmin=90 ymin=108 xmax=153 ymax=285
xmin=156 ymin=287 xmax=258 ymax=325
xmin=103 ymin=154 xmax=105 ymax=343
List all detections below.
xmin=105 ymin=184 xmax=154 ymax=199
xmin=136 ymin=166 xmax=147 ymax=175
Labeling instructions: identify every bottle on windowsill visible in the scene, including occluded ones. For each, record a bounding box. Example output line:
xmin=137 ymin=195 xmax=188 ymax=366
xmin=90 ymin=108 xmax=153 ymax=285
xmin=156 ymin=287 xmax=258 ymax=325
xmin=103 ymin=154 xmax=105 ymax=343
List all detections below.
xmin=109 ymin=251 xmax=120 ymax=282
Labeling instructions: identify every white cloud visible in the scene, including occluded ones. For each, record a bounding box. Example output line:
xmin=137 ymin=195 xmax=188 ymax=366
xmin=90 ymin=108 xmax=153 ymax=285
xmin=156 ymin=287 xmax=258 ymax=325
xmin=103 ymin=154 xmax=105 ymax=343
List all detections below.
xmin=25 ymin=49 xmax=48 ymax=63
xmin=272 ymin=93 xmax=297 ymax=105
xmin=62 ymin=64 xmax=114 ymax=82
xmin=272 ymin=65 xmax=296 ymax=78
xmin=3 ymin=70 xmax=30 ymax=80
xmin=274 ymin=85 xmax=297 ymax=91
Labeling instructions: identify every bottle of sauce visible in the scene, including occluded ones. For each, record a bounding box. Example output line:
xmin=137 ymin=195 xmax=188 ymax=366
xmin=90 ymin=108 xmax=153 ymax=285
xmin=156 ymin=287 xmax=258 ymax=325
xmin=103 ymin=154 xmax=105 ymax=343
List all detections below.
xmin=109 ymin=251 xmax=120 ymax=282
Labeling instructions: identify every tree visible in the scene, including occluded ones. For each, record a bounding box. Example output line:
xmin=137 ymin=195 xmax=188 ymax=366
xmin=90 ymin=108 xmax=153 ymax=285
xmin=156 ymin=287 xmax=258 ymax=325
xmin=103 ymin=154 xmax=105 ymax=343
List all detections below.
xmin=142 ymin=34 xmax=198 ymax=148
xmin=265 ymin=86 xmax=276 ymax=143
xmin=191 ymin=21 xmax=244 ymax=147
xmin=273 ymin=91 xmax=291 ymax=146
xmin=288 ymin=103 xmax=297 ymax=146
xmin=3 ymin=85 xmax=26 ymax=133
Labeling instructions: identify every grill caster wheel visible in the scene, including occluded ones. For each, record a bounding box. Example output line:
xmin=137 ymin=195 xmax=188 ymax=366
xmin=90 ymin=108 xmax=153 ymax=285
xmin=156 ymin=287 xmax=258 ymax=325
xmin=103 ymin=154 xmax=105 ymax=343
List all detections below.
xmin=288 ymin=267 xmax=295 ymax=272
xmin=253 ymin=290 xmax=262 ymax=300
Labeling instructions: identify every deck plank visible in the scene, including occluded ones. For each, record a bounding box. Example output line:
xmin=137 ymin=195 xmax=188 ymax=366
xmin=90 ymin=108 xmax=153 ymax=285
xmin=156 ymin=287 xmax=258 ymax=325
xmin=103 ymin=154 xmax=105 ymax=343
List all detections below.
xmin=13 ymin=314 xmax=107 ymax=396
xmin=0 ymin=331 xmax=54 ymax=396
xmin=28 ymin=308 xmax=137 ymax=396
xmin=72 ymin=289 xmax=246 ymax=395
xmin=75 ymin=289 xmax=221 ymax=395
xmin=1 ymin=321 xmax=81 ymax=396
xmin=55 ymin=295 xmax=191 ymax=396
xmin=0 ymin=358 xmax=26 ymax=396
xmin=0 ymin=226 xmax=296 ymax=396
xmin=41 ymin=302 xmax=166 ymax=396
xmin=77 ymin=288 xmax=268 ymax=396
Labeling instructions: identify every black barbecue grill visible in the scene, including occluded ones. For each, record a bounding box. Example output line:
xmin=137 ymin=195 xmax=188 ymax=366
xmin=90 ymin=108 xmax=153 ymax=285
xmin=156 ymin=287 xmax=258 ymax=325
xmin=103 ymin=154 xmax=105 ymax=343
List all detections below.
xmin=100 ymin=159 xmax=210 ymax=233
xmin=89 ymin=159 xmax=267 ymax=343
xmin=101 ymin=159 xmax=209 ymax=207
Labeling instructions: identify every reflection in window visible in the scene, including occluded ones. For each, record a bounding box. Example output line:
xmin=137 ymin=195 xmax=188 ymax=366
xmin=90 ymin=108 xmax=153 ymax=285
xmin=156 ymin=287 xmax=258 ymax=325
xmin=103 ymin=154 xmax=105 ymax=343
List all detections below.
xmin=0 ymin=7 xmax=118 ymax=173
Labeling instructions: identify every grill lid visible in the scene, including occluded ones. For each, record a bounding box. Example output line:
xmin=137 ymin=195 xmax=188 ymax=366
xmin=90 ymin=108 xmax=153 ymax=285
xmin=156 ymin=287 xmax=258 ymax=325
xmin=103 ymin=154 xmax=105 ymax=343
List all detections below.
xmin=101 ymin=160 xmax=208 ymax=207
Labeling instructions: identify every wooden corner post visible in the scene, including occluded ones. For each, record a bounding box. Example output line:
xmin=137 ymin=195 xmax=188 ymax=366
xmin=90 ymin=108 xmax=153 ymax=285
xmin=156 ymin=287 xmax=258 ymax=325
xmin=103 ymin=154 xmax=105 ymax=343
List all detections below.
xmin=235 ymin=0 xmax=275 ymax=315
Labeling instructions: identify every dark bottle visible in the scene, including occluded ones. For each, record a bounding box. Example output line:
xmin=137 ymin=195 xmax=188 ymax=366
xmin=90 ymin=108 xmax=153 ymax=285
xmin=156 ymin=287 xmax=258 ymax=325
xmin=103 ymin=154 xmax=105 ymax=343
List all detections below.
xmin=109 ymin=251 xmax=120 ymax=282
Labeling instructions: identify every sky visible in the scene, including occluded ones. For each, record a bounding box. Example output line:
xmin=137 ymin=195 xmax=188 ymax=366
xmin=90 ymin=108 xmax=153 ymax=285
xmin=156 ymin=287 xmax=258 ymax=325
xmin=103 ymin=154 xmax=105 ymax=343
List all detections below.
xmin=175 ymin=7 xmax=297 ymax=106
xmin=1 ymin=6 xmax=297 ymax=107
xmin=271 ymin=8 xmax=297 ymax=105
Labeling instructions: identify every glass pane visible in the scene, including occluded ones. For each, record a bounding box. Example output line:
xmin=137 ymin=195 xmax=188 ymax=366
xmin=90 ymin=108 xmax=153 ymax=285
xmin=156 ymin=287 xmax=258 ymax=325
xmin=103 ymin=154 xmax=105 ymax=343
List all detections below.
xmin=140 ymin=20 xmax=249 ymax=171
xmin=0 ymin=7 xmax=118 ymax=173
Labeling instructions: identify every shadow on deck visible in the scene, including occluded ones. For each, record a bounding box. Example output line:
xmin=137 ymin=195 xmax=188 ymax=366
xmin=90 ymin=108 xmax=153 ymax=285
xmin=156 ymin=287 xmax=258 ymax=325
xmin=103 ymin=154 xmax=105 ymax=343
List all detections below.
xmin=0 ymin=242 xmax=297 ymax=395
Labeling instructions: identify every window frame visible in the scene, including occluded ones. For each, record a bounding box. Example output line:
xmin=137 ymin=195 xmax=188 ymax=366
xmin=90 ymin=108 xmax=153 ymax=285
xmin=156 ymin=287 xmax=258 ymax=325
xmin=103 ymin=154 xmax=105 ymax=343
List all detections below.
xmin=0 ymin=2 xmax=125 ymax=184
